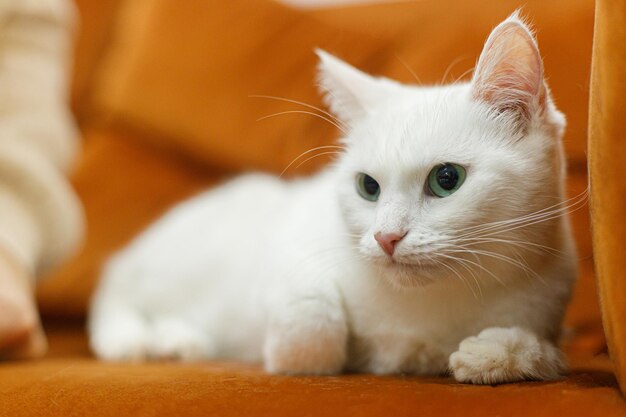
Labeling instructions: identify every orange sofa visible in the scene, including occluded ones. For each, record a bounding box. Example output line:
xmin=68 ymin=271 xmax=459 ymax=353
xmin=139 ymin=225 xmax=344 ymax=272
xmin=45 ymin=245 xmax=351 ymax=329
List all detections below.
xmin=589 ymin=0 xmax=626 ymax=399
xmin=2 ymin=0 xmax=623 ymax=415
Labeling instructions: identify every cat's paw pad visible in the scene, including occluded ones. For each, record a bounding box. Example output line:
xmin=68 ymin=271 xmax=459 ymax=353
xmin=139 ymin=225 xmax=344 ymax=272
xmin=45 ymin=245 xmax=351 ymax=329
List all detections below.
xmin=449 ymin=327 xmax=566 ymax=384
xmin=149 ymin=318 xmax=210 ymax=361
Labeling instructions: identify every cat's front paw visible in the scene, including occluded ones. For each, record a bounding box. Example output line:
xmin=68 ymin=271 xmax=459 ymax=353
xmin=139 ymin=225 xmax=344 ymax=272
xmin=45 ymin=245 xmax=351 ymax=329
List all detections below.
xmin=449 ymin=327 xmax=567 ymax=384
xmin=149 ymin=317 xmax=212 ymax=361
xmin=90 ymin=315 xmax=150 ymax=362
xmin=264 ymin=298 xmax=347 ymax=375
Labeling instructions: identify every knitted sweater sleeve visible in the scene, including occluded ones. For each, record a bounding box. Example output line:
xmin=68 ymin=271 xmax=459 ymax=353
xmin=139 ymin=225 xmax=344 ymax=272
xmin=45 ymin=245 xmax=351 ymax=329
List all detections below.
xmin=0 ymin=0 xmax=83 ymax=276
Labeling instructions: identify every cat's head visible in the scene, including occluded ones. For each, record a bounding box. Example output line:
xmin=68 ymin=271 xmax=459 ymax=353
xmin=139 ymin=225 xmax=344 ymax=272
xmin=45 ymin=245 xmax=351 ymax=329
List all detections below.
xmin=318 ymin=12 xmax=568 ymax=288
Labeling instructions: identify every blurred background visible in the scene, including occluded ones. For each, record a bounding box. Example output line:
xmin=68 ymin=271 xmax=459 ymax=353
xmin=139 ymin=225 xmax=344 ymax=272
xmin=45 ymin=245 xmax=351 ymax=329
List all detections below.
xmin=39 ymin=0 xmax=599 ymax=365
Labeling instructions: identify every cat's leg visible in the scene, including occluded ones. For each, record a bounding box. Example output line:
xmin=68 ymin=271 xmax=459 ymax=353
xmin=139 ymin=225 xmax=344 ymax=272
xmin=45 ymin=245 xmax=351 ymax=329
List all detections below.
xmin=449 ymin=327 xmax=567 ymax=384
xmin=148 ymin=316 xmax=214 ymax=361
xmin=365 ymin=337 xmax=450 ymax=375
xmin=89 ymin=306 xmax=151 ymax=361
xmin=263 ymin=281 xmax=348 ymax=375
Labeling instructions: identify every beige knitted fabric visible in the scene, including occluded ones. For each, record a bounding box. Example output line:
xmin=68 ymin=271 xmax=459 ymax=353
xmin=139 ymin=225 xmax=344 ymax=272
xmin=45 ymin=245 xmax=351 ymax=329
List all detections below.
xmin=0 ymin=0 xmax=83 ymax=276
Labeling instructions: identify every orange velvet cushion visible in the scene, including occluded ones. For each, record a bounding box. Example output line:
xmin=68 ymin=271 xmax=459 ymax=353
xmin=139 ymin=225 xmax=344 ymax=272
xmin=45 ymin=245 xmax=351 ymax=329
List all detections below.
xmin=70 ymin=0 xmax=121 ymax=115
xmin=588 ymin=0 xmax=626 ymax=395
xmin=91 ymin=0 xmax=593 ymax=172
xmin=90 ymin=0 xmax=388 ymax=174
xmin=0 ymin=321 xmax=620 ymax=417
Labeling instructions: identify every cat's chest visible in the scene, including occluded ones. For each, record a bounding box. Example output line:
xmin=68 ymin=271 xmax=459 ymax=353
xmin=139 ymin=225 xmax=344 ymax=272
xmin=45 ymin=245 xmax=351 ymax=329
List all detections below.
xmin=344 ymin=303 xmax=462 ymax=374
xmin=346 ymin=331 xmax=452 ymax=374
xmin=338 ymin=276 xmax=491 ymax=374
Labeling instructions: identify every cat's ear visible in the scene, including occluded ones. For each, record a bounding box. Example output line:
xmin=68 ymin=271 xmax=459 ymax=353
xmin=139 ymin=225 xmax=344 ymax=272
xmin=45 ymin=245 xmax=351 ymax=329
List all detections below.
xmin=471 ymin=12 xmax=548 ymax=129
xmin=316 ymin=49 xmax=395 ymax=125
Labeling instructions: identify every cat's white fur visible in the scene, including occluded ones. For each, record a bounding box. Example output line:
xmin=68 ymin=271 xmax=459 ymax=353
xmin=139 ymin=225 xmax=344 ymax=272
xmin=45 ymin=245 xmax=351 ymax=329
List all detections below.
xmin=89 ymin=13 xmax=577 ymax=384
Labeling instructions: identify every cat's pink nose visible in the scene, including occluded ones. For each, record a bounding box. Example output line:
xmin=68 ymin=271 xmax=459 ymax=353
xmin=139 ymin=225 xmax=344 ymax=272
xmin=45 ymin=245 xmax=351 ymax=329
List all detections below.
xmin=374 ymin=232 xmax=407 ymax=257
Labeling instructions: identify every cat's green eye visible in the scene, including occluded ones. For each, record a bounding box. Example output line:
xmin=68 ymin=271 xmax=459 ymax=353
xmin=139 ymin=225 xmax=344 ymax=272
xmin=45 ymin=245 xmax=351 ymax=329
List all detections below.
xmin=356 ymin=173 xmax=380 ymax=201
xmin=427 ymin=163 xmax=466 ymax=198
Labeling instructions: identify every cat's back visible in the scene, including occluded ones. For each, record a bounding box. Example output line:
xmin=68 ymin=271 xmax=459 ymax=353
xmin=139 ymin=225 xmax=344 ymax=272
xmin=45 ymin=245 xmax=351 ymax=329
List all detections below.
xmin=99 ymin=170 xmax=341 ymax=301
xmin=115 ymin=173 xmax=292 ymax=269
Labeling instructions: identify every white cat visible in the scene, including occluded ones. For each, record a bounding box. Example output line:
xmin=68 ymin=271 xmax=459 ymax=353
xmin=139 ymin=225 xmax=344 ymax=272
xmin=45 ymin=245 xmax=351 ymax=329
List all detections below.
xmin=88 ymin=12 xmax=578 ymax=384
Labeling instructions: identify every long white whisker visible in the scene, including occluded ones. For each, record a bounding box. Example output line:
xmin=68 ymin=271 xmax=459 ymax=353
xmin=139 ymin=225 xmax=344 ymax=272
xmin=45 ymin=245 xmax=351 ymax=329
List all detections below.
xmin=468 ymin=199 xmax=588 ymax=240
xmin=455 ymin=237 xmax=565 ymax=256
xmin=279 ymin=145 xmax=344 ymax=177
xmin=454 ymin=189 xmax=588 ymax=237
xmin=249 ymin=94 xmax=345 ymax=128
xmin=454 ymin=193 xmax=588 ymax=240
xmin=256 ymin=110 xmax=347 ymax=134
xmin=394 ymin=55 xmax=422 ymax=84
xmin=440 ymin=55 xmax=467 ymax=85
xmin=454 ymin=67 xmax=475 ymax=84
xmin=436 ymin=257 xmax=480 ymax=301
xmin=293 ymin=151 xmax=343 ymax=171
xmin=444 ymin=246 xmax=543 ymax=283
xmin=438 ymin=251 xmax=505 ymax=287
xmin=443 ymin=255 xmax=487 ymax=298
xmin=456 ymin=188 xmax=588 ymax=232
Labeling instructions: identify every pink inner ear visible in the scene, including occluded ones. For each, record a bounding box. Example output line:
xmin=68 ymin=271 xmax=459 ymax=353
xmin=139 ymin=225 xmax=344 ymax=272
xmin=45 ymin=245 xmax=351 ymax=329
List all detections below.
xmin=472 ymin=21 xmax=545 ymax=124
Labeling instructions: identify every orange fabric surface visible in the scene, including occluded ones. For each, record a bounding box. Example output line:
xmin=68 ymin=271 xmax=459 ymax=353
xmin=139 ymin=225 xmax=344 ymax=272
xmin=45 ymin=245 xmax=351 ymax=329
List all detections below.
xmin=91 ymin=0 xmax=388 ymax=173
xmin=588 ymin=0 xmax=626 ymax=395
xmin=0 ymin=321 xmax=619 ymax=417
xmin=71 ymin=0 xmax=121 ymax=116
xmin=91 ymin=0 xmax=593 ymax=173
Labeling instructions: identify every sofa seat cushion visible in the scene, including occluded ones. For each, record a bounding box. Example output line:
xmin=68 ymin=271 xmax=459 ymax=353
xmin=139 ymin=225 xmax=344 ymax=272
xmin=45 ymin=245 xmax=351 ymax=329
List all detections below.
xmin=0 ymin=321 xmax=620 ymax=417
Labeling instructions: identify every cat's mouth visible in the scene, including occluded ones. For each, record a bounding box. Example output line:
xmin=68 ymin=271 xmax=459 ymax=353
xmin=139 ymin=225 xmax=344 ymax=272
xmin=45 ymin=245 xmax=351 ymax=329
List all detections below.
xmin=362 ymin=245 xmax=446 ymax=283
xmin=377 ymin=259 xmax=440 ymax=288
xmin=381 ymin=254 xmax=441 ymax=270
xmin=379 ymin=256 xmax=443 ymax=280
